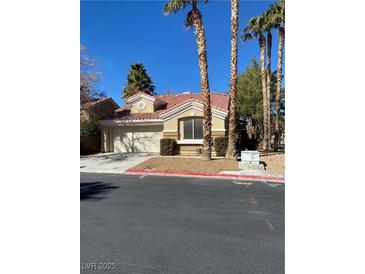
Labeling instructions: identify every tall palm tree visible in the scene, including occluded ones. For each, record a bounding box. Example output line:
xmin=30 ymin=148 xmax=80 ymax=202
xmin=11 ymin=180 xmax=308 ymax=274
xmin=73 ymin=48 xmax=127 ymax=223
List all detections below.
xmin=270 ymin=0 xmax=285 ymax=150
xmin=226 ymin=0 xmax=240 ymax=160
xmin=164 ymin=0 xmax=212 ymax=160
xmin=242 ymin=16 xmax=269 ymax=151
xmin=263 ymin=11 xmax=275 ymax=151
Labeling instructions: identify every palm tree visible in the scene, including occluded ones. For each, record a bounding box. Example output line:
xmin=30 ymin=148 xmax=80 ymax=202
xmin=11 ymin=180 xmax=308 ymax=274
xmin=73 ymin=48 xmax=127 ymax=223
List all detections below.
xmin=226 ymin=0 xmax=240 ymax=160
xmin=123 ymin=63 xmax=156 ymax=99
xmin=164 ymin=0 xmax=212 ymax=160
xmin=242 ymin=15 xmax=269 ymax=151
xmin=269 ymin=0 xmax=285 ymax=150
xmin=263 ymin=11 xmax=275 ymax=151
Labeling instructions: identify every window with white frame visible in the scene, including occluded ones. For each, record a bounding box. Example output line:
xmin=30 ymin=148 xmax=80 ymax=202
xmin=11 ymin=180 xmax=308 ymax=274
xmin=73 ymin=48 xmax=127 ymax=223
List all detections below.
xmin=183 ymin=118 xmax=203 ymax=139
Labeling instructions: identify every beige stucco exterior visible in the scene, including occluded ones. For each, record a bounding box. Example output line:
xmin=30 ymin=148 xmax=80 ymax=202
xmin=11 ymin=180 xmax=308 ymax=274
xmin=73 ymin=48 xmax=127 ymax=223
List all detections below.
xmin=130 ymin=99 xmax=155 ymax=113
xmin=163 ymin=108 xmax=225 ymax=140
xmin=102 ymin=125 xmax=163 ymax=153
xmin=113 ymin=125 xmax=163 ymax=153
xmin=101 ymin=97 xmax=227 ymax=155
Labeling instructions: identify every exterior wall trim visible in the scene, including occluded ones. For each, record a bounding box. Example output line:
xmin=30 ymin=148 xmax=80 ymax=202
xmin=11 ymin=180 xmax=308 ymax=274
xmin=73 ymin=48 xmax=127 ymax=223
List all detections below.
xmin=212 ymin=128 xmax=226 ymax=132
xmin=125 ymin=93 xmax=156 ymax=104
xmin=177 ymin=139 xmax=204 ymax=144
xmin=100 ymin=119 xmax=164 ymax=126
xmin=160 ymin=101 xmax=227 ymax=121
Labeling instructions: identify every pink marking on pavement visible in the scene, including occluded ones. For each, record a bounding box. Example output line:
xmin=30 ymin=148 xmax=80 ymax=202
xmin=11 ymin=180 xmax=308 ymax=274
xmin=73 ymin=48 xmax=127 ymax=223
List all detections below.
xmin=265 ymin=219 xmax=274 ymax=230
xmin=250 ymin=195 xmax=258 ymax=205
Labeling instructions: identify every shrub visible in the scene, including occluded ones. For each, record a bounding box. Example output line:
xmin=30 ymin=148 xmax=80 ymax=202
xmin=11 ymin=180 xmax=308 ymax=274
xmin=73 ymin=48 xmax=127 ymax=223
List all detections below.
xmin=214 ymin=136 xmax=228 ymax=157
xmin=80 ymin=120 xmax=100 ymax=136
xmin=160 ymin=138 xmax=176 ymax=155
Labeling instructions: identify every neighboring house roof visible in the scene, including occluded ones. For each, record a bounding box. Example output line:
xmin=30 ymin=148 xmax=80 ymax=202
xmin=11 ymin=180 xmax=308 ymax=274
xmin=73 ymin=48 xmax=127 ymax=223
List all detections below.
xmin=105 ymin=92 xmax=229 ymax=122
xmin=81 ymin=97 xmax=119 ymax=109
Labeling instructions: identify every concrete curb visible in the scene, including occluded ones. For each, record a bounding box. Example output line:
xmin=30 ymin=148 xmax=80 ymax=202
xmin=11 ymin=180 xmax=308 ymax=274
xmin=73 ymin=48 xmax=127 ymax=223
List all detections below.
xmin=125 ymin=169 xmax=285 ymax=183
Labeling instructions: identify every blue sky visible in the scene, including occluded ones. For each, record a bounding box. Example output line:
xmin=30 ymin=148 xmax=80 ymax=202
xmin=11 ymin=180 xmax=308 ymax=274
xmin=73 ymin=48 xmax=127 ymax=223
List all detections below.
xmin=81 ymin=0 xmax=284 ymax=106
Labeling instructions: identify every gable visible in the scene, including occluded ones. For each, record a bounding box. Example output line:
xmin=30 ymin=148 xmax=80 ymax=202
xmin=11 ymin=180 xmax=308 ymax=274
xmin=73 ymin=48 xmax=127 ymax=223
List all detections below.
xmin=130 ymin=98 xmax=155 ymax=113
xmin=163 ymin=106 xmax=226 ymax=132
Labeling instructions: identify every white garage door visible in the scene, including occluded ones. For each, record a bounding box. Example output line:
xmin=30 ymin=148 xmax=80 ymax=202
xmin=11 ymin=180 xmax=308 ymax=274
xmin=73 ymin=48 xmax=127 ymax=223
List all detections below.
xmin=113 ymin=125 xmax=163 ymax=153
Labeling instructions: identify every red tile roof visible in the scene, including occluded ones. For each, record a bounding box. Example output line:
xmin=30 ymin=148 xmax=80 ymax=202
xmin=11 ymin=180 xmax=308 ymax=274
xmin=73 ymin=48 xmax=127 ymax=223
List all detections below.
xmin=107 ymin=92 xmax=229 ymax=121
xmin=158 ymin=92 xmax=229 ymax=112
xmin=113 ymin=110 xmax=163 ymax=121
xmin=81 ymin=97 xmax=119 ymax=109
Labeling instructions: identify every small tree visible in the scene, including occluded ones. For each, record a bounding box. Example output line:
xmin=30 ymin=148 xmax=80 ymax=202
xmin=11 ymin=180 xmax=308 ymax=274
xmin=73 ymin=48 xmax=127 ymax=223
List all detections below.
xmin=122 ymin=63 xmax=156 ymax=99
xmin=237 ymin=58 xmax=280 ymax=149
xmin=80 ymin=120 xmax=101 ymax=137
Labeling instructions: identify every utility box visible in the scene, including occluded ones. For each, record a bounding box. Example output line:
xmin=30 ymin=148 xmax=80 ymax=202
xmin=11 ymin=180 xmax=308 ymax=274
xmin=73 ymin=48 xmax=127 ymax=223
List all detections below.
xmin=239 ymin=150 xmax=264 ymax=170
xmin=241 ymin=150 xmax=260 ymax=164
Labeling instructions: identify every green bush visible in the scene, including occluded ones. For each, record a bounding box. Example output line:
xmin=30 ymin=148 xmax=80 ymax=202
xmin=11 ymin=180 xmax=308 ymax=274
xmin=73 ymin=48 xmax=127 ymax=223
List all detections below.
xmin=214 ymin=136 xmax=228 ymax=157
xmin=80 ymin=120 xmax=100 ymax=136
xmin=160 ymin=138 xmax=176 ymax=155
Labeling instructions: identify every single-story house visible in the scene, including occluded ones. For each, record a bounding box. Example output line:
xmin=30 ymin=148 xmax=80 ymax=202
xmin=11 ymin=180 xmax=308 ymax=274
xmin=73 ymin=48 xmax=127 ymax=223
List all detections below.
xmin=100 ymin=91 xmax=229 ymax=156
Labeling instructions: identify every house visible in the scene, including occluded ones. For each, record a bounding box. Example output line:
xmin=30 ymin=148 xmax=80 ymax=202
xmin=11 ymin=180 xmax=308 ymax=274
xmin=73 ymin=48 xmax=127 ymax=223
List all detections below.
xmin=100 ymin=92 xmax=229 ymax=156
xmin=80 ymin=97 xmax=119 ymax=122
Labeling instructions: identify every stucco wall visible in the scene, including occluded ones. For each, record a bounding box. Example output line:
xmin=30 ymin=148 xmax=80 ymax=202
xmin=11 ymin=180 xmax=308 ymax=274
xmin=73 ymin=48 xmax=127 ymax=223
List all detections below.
xmin=101 ymin=103 xmax=227 ymax=155
xmin=101 ymin=126 xmax=114 ymax=152
xmin=130 ymin=99 xmax=155 ymax=113
xmin=163 ymin=108 xmax=226 ymax=140
xmin=113 ymin=125 xmax=163 ymax=153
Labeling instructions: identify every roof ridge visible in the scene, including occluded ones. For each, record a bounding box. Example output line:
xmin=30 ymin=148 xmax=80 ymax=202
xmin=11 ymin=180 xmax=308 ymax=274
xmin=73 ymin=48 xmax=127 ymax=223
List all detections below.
xmin=157 ymin=91 xmax=227 ymax=97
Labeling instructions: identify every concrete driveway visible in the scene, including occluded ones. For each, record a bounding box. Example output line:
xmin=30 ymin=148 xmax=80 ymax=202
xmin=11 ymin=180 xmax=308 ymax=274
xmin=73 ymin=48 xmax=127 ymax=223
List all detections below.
xmin=80 ymin=153 xmax=156 ymax=174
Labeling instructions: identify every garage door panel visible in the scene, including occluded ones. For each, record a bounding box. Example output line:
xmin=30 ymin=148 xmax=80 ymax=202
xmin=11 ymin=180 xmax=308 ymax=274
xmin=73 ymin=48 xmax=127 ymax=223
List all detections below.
xmin=113 ymin=126 xmax=162 ymax=153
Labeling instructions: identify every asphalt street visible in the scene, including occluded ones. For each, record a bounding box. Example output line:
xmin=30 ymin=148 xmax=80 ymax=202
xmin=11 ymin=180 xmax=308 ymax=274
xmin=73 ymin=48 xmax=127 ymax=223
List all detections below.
xmin=81 ymin=173 xmax=284 ymax=274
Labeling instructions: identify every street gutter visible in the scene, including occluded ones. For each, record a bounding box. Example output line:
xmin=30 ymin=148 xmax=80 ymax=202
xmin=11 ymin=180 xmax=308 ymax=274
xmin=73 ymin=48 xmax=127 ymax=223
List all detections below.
xmin=125 ymin=169 xmax=285 ymax=183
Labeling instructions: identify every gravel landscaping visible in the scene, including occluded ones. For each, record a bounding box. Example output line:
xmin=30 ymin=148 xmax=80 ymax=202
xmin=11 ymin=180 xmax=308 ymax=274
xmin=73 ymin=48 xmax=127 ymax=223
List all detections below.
xmin=130 ymin=152 xmax=285 ymax=175
xmin=131 ymin=157 xmax=239 ymax=173
xmin=260 ymin=152 xmax=285 ymax=175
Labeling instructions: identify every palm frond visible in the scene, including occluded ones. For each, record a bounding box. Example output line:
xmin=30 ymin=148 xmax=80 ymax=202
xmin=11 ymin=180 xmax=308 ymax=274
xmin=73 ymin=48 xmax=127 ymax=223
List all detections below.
xmin=163 ymin=0 xmax=188 ymax=15
xmin=242 ymin=32 xmax=253 ymax=42
xmin=267 ymin=0 xmax=285 ymax=29
xmin=242 ymin=17 xmax=260 ymax=41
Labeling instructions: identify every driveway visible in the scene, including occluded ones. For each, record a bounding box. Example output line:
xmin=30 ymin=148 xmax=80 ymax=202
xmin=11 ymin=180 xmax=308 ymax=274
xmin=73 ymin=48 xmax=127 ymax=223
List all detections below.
xmin=80 ymin=153 xmax=156 ymax=174
xmin=81 ymin=173 xmax=284 ymax=273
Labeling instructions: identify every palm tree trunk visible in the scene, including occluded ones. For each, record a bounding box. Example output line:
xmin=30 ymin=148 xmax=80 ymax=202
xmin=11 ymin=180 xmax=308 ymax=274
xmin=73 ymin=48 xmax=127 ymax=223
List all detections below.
xmin=259 ymin=33 xmax=268 ymax=152
xmin=266 ymin=31 xmax=272 ymax=151
xmin=191 ymin=8 xmax=212 ymax=160
xmin=274 ymin=27 xmax=284 ymax=151
xmin=226 ymin=0 xmax=240 ymax=160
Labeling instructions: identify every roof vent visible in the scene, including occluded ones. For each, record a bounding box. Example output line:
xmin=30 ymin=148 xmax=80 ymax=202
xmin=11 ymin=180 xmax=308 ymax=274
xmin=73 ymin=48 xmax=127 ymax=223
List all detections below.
xmin=182 ymin=91 xmax=190 ymax=95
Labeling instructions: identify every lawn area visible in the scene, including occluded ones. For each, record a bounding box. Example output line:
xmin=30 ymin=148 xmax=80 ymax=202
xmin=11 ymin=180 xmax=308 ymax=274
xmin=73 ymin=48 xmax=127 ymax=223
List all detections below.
xmin=131 ymin=157 xmax=239 ymax=174
xmin=130 ymin=152 xmax=285 ymax=175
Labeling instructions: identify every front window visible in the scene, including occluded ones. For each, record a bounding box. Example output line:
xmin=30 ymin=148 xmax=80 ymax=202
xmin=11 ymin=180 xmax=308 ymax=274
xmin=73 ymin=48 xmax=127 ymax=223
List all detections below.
xmin=183 ymin=118 xmax=203 ymax=139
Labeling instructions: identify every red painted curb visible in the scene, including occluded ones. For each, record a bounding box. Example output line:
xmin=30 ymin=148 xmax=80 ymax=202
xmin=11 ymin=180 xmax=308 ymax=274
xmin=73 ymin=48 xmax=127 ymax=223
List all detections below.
xmin=125 ymin=169 xmax=285 ymax=183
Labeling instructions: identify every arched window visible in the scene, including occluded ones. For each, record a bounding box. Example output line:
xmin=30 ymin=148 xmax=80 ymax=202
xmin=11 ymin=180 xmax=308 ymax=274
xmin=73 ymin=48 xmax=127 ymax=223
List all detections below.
xmin=183 ymin=118 xmax=203 ymax=139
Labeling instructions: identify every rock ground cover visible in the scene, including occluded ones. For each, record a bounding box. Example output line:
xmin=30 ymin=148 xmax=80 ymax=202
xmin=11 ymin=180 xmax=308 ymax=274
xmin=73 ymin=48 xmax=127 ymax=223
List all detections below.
xmin=131 ymin=152 xmax=285 ymax=175
xmin=260 ymin=152 xmax=285 ymax=174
